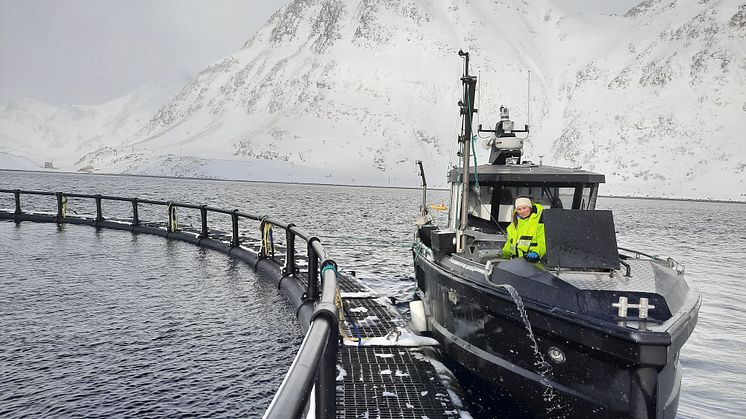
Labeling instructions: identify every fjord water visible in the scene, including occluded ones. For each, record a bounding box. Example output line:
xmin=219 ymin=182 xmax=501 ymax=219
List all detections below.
xmin=0 ymin=221 xmax=302 ymax=417
xmin=1 ymin=170 xmax=744 ymax=418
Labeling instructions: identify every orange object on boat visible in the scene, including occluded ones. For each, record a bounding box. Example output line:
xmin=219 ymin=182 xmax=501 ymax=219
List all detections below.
xmin=429 ymin=203 xmax=448 ymax=211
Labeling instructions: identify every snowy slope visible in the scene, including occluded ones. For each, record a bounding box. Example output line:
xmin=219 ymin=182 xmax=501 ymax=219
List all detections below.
xmin=96 ymin=0 xmax=582 ymax=187
xmin=0 ymin=84 xmax=179 ymax=171
xmin=1 ymin=0 xmax=744 ymax=200
xmin=551 ymin=1 xmax=746 ymax=198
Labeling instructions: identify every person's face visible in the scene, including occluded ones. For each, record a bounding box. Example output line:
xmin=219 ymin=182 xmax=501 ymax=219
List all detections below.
xmin=516 ymin=205 xmax=532 ymax=218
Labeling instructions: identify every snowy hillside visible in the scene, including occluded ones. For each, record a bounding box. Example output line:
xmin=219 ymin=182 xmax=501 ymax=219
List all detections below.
xmin=1 ymin=0 xmax=744 ymax=200
xmin=551 ymin=0 xmax=746 ymax=199
xmin=0 ymin=83 xmax=180 ymax=172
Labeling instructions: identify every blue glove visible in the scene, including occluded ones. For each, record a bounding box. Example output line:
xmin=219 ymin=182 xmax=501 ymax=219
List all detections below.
xmin=525 ymin=251 xmax=540 ymax=263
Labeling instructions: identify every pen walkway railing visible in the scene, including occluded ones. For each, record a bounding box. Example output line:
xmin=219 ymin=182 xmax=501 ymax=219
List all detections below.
xmin=0 ymin=188 xmax=338 ymax=419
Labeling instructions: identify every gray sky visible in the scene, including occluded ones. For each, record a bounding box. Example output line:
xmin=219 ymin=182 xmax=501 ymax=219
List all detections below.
xmin=0 ymin=0 xmax=639 ymax=106
xmin=0 ymin=0 xmax=284 ymax=105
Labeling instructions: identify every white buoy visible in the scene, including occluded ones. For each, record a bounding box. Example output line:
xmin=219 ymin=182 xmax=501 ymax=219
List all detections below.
xmin=409 ymin=300 xmax=428 ymax=332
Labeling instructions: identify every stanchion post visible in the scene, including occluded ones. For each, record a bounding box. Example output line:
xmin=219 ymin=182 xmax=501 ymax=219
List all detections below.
xmin=307 ymin=239 xmax=319 ymax=299
xmin=200 ymin=205 xmax=208 ymax=238
xmin=95 ymin=195 xmax=103 ymax=223
xmin=132 ymin=199 xmax=140 ymax=226
xmin=231 ymin=209 xmax=239 ymax=247
xmin=167 ymin=203 xmax=176 ymax=233
xmin=316 ymin=329 xmax=338 ymax=419
xmin=55 ymin=192 xmax=64 ymax=224
xmin=259 ymin=219 xmax=267 ymax=257
xmin=14 ymin=189 xmax=21 ymax=215
xmin=283 ymin=224 xmax=296 ymax=276
xmin=315 ymin=260 xmax=339 ymax=419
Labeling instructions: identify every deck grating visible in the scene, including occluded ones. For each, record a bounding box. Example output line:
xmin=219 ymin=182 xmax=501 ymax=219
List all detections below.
xmin=336 ymin=346 xmax=457 ymax=418
xmin=292 ymin=272 xmax=364 ymax=294
xmin=338 ymin=273 xmax=369 ymax=293
xmin=342 ymin=298 xmax=400 ymax=338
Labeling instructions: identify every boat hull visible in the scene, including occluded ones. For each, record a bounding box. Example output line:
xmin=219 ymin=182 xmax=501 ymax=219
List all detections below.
xmin=414 ymin=253 xmax=700 ymax=419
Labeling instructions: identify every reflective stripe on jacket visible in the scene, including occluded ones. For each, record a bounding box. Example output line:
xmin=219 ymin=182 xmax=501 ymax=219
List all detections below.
xmin=502 ymin=203 xmax=546 ymax=259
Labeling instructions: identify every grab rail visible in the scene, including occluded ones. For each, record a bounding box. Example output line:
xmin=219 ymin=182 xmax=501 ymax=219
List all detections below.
xmin=0 ymin=188 xmax=339 ymax=418
xmin=618 ymin=246 xmax=658 ymax=260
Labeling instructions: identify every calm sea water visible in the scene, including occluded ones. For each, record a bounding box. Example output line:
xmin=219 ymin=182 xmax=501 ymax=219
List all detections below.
xmin=0 ymin=221 xmax=302 ymax=417
xmin=1 ymin=170 xmax=745 ymax=418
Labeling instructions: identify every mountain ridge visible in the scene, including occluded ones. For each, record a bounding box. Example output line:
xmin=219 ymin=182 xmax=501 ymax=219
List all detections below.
xmin=1 ymin=0 xmax=744 ymax=200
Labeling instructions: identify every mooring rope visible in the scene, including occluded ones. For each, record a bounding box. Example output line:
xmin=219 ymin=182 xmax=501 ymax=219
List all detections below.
xmin=336 ymin=288 xmax=363 ymax=346
xmin=261 ymin=220 xmax=275 ymax=258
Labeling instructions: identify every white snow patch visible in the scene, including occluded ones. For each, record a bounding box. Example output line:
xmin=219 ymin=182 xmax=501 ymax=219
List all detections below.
xmin=336 ymin=364 xmax=347 ymax=381
xmin=340 ymin=292 xmax=374 ymax=299
xmin=374 ymin=353 xmax=394 ymax=358
xmin=349 ymin=306 xmax=369 ymax=313
xmin=356 ymin=315 xmax=380 ymax=327
xmin=351 ymin=327 xmax=439 ymax=347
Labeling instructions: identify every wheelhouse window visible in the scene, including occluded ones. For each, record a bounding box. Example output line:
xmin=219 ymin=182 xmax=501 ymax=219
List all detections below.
xmin=491 ymin=184 xmax=598 ymax=211
xmin=461 ymin=181 xmax=601 ymax=232
xmin=466 ymin=185 xmax=500 ymax=233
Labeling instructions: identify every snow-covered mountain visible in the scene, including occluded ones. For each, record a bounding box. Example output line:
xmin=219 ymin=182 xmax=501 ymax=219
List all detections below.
xmin=0 ymin=83 xmax=180 ymax=172
xmin=550 ymin=0 xmax=746 ymax=199
xmin=1 ymin=0 xmax=744 ymax=200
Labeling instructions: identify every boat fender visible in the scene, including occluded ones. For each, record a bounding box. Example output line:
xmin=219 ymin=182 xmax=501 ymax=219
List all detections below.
xmin=410 ymin=300 xmax=428 ymax=333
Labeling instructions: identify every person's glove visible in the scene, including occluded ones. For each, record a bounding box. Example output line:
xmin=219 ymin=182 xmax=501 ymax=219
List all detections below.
xmin=525 ymin=251 xmax=540 ymax=263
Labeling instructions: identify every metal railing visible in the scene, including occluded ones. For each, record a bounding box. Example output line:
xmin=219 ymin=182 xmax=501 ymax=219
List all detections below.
xmin=0 ymin=188 xmax=339 ymax=418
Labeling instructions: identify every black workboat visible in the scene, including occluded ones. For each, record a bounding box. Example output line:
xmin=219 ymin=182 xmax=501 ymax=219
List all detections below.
xmin=410 ymin=51 xmax=701 ymax=418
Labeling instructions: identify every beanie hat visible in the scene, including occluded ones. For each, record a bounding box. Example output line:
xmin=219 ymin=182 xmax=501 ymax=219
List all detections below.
xmin=514 ymin=197 xmax=532 ymax=209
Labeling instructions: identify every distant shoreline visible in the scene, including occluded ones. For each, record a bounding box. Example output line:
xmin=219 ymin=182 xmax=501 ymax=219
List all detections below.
xmin=2 ymin=168 xmax=744 ymax=204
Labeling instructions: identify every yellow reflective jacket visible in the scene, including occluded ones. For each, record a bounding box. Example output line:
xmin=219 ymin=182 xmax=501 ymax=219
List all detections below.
xmin=502 ymin=203 xmax=546 ymax=260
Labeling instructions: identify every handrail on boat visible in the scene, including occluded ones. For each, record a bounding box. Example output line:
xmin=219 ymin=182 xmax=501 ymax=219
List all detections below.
xmin=618 ymin=246 xmax=658 ymax=260
xmin=0 ymin=188 xmax=339 ymax=418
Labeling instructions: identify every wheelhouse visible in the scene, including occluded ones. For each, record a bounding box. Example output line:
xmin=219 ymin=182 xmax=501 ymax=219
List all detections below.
xmin=447 ymin=163 xmax=605 ymax=232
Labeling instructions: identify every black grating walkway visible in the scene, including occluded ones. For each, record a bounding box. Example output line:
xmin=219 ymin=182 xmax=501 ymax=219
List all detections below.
xmin=336 ymin=346 xmax=460 ymax=418
xmin=294 ymin=271 xmax=370 ymax=294
xmin=335 ymin=270 xmax=469 ymax=417
xmin=342 ymin=297 xmax=404 ymax=338
xmin=338 ymin=273 xmax=370 ymax=294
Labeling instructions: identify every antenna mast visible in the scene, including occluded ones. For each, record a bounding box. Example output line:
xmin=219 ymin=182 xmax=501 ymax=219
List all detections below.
xmin=527 ymin=70 xmax=531 ymax=127
xmin=457 ymin=50 xmax=477 ymax=253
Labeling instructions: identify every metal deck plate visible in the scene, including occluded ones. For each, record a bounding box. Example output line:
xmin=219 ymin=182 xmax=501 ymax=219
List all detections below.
xmin=557 ymin=259 xmax=657 ymax=292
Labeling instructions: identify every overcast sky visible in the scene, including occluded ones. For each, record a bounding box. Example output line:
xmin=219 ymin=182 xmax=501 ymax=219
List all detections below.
xmin=0 ymin=0 xmax=639 ymax=106
xmin=0 ymin=0 xmax=284 ymax=105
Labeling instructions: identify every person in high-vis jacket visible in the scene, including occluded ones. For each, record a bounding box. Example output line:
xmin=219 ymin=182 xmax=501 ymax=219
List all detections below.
xmin=502 ymin=197 xmax=546 ymax=262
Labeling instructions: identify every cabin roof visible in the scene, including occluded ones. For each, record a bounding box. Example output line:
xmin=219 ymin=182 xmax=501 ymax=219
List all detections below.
xmin=448 ymin=163 xmax=606 ymax=184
